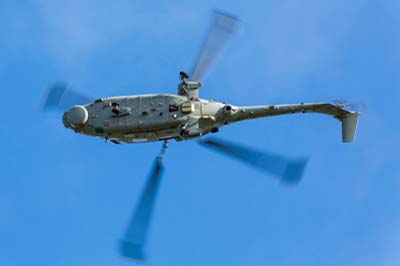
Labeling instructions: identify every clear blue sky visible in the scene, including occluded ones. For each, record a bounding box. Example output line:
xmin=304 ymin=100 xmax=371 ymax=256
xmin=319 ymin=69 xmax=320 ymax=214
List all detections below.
xmin=1 ymin=0 xmax=399 ymax=265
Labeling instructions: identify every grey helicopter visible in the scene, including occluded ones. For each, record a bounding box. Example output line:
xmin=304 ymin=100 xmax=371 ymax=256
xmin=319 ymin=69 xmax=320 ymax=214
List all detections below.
xmin=43 ymin=10 xmax=360 ymax=261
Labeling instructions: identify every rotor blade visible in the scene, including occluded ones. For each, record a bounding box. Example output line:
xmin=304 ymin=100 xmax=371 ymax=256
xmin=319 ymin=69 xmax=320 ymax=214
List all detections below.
xmin=190 ymin=10 xmax=240 ymax=81
xmin=327 ymin=97 xmax=367 ymax=113
xmin=42 ymin=82 xmax=93 ymax=111
xmin=119 ymin=141 xmax=168 ymax=261
xmin=198 ymin=138 xmax=308 ymax=184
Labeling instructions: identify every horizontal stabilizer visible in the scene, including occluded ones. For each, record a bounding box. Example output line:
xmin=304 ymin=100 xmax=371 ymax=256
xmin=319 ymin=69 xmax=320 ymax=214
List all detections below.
xmin=342 ymin=113 xmax=359 ymax=143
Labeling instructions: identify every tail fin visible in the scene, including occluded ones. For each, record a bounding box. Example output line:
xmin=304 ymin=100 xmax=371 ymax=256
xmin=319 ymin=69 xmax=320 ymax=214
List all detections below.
xmin=341 ymin=113 xmax=359 ymax=143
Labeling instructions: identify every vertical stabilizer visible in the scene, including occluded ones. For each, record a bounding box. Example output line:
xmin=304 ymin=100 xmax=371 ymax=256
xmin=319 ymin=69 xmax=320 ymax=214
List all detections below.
xmin=342 ymin=113 xmax=359 ymax=143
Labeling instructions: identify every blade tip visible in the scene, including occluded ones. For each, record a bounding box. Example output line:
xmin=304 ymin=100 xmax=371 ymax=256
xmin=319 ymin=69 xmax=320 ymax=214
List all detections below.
xmin=41 ymin=81 xmax=68 ymax=111
xmin=119 ymin=240 xmax=146 ymax=261
xmin=212 ymin=9 xmax=241 ymax=22
xmin=281 ymin=159 xmax=308 ymax=184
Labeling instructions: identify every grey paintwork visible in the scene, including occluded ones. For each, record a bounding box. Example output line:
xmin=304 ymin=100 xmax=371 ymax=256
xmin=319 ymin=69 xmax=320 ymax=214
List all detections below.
xmin=62 ymin=83 xmax=360 ymax=143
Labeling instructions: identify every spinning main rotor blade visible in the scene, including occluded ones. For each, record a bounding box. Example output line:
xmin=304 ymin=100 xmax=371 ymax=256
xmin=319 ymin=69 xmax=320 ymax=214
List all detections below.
xmin=198 ymin=138 xmax=308 ymax=184
xmin=190 ymin=10 xmax=240 ymax=81
xmin=42 ymin=82 xmax=93 ymax=111
xmin=119 ymin=141 xmax=168 ymax=261
xmin=327 ymin=97 xmax=367 ymax=113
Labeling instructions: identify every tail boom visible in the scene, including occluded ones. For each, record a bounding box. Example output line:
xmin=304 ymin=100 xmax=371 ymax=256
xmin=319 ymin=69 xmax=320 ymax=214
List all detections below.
xmin=225 ymin=102 xmax=360 ymax=143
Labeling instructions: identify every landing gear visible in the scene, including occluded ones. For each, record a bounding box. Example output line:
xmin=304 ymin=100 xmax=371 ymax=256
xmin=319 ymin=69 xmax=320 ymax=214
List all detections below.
xmin=211 ymin=127 xmax=219 ymax=133
xmin=180 ymin=128 xmax=190 ymax=137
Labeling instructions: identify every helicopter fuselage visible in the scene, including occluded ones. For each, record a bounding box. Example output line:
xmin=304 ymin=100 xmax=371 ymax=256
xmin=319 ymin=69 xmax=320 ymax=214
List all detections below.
xmin=63 ymin=94 xmax=227 ymax=143
xmin=62 ymin=93 xmax=359 ymax=144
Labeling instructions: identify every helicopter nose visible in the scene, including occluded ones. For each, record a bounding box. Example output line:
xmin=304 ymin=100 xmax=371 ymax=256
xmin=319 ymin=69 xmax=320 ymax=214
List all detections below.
xmin=62 ymin=105 xmax=89 ymax=129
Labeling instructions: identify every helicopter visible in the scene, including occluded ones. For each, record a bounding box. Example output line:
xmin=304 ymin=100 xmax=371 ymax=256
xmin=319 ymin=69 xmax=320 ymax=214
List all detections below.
xmin=42 ymin=10 xmax=360 ymax=261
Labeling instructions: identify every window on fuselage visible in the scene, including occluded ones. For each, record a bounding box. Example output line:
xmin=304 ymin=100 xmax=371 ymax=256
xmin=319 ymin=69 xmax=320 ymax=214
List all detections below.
xmin=169 ymin=104 xmax=178 ymax=112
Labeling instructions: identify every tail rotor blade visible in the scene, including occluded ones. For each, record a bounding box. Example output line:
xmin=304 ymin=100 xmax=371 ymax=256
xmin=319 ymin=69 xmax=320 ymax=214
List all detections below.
xmin=190 ymin=10 xmax=240 ymax=81
xmin=327 ymin=97 xmax=367 ymax=113
xmin=198 ymin=138 xmax=308 ymax=184
xmin=119 ymin=141 xmax=168 ymax=261
xmin=42 ymin=82 xmax=93 ymax=111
